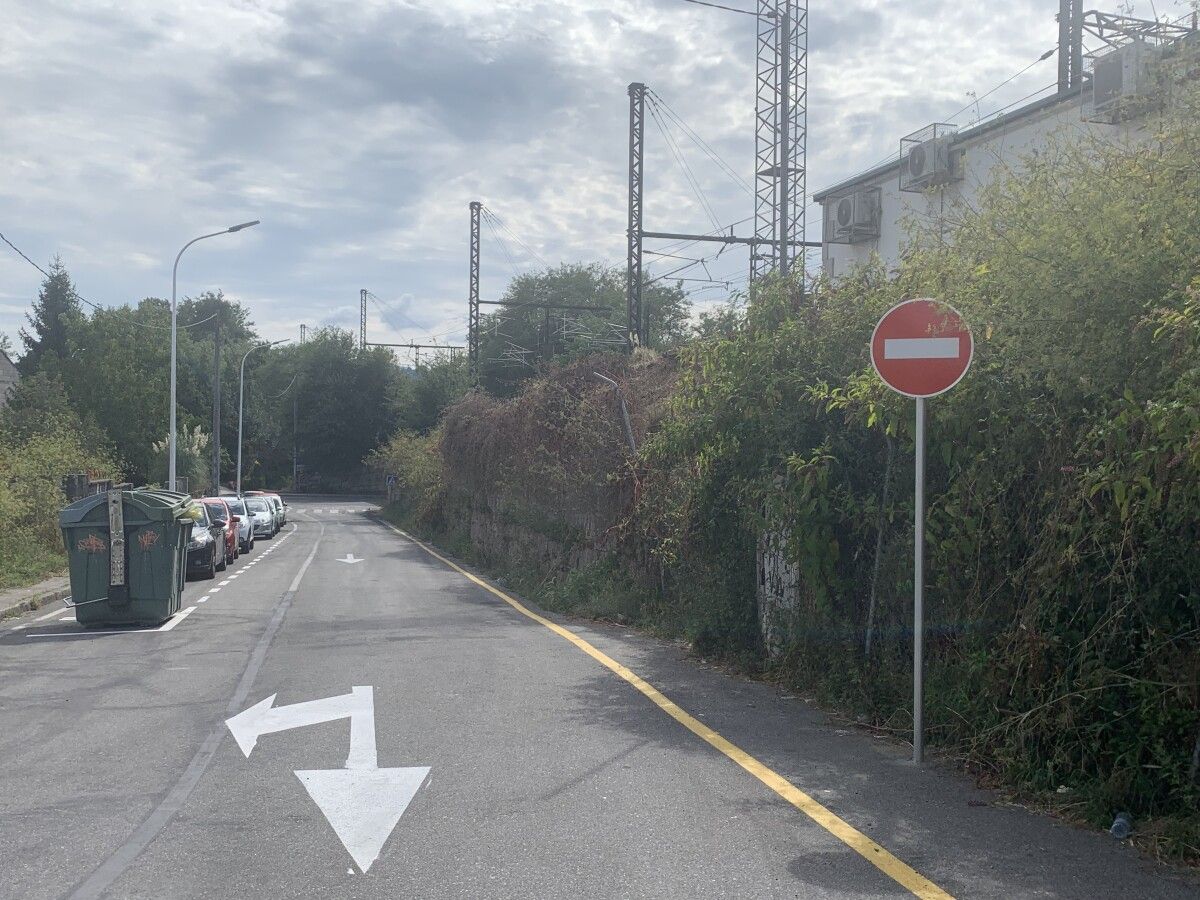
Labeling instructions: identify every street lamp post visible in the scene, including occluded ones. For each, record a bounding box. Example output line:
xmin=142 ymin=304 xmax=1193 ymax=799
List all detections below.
xmin=169 ymin=219 xmax=260 ymax=492
xmin=236 ymin=339 xmax=289 ymax=497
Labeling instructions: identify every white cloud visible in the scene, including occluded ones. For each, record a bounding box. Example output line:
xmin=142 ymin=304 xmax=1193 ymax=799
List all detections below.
xmin=6 ymin=0 xmax=1175 ymax=351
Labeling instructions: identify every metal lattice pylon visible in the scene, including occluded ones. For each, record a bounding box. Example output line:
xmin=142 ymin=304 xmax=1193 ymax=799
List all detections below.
xmin=753 ymin=1 xmax=807 ymax=286
xmin=359 ymin=289 xmax=367 ymax=351
xmin=626 ymin=83 xmax=646 ymax=346
xmin=468 ymin=201 xmax=481 ymax=381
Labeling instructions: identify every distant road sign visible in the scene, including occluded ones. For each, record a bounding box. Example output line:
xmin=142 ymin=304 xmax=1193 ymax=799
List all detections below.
xmin=870 ymin=299 xmax=973 ymax=398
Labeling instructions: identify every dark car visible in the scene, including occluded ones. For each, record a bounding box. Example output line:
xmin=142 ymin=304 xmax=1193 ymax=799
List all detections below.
xmin=201 ymin=497 xmax=239 ymax=564
xmin=186 ymin=503 xmax=227 ymax=579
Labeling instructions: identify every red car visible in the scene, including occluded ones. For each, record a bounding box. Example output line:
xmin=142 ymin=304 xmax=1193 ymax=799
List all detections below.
xmin=201 ymin=497 xmax=240 ymax=564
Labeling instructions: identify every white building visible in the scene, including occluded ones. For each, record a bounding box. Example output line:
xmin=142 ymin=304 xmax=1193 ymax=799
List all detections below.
xmin=0 ymin=350 xmax=18 ymax=408
xmin=814 ymin=10 xmax=1198 ymax=277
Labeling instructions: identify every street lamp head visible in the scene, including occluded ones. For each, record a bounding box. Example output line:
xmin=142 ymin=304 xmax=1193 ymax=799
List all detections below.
xmin=227 ymin=220 xmax=261 ymax=233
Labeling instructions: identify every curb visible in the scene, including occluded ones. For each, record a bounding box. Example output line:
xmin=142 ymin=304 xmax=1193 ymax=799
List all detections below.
xmin=0 ymin=587 xmax=71 ymax=621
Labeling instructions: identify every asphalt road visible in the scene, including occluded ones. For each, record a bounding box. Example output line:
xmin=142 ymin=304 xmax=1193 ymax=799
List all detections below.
xmin=1 ymin=498 xmax=1196 ymax=899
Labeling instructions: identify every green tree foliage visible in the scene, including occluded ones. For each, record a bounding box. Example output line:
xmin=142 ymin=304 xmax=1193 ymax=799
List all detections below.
xmin=631 ymin=87 xmax=1200 ymax=853
xmin=150 ymin=424 xmax=211 ymax=495
xmin=387 ymin=353 xmax=470 ymax=435
xmin=17 ymin=258 xmax=82 ymax=376
xmin=477 ymin=264 xmax=688 ymax=395
xmin=0 ymin=374 xmax=119 ymax=588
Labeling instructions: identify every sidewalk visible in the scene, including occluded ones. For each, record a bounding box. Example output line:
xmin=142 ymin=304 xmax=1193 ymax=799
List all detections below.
xmin=0 ymin=574 xmax=69 ymax=620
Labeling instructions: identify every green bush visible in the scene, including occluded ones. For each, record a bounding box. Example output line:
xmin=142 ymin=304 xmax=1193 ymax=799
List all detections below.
xmin=631 ymin=87 xmax=1200 ymax=857
xmin=0 ymin=382 xmax=119 ymax=589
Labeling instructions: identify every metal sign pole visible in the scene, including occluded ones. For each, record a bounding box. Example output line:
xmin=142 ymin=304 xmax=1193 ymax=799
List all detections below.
xmin=913 ymin=397 xmax=926 ymax=765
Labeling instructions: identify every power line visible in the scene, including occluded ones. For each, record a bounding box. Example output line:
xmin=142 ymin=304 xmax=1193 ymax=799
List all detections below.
xmin=947 ymin=48 xmax=1057 ymax=123
xmin=647 ymin=100 xmax=724 ymax=231
xmin=482 ymin=213 xmax=521 ymax=276
xmin=820 ymin=48 xmax=1061 ymax=195
xmin=679 ymin=0 xmax=759 ymax=17
xmin=1 ymin=229 xmax=217 ymax=331
xmin=481 ymin=208 xmax=550 ymax=269
xmin=648 ymin=90 xmax=753 ymax=195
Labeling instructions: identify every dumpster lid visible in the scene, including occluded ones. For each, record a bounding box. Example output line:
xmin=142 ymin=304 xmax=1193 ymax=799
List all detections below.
xmin=59 ymin=488 xmax=197 ymax=525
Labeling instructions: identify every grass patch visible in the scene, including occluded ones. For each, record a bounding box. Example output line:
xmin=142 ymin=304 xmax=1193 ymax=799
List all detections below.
xmin=0 ymin=535 xmax=66 ymax=591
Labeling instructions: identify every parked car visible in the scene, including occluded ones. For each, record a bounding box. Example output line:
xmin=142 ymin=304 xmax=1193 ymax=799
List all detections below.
xmin=246 ymin=491 xmax=287 ymax=528
xmin=222 ymin=496 xmax=256 ymax=553
xmin=243 ymin=496 xmax=277 ymax=539
xmin=186 ymin=503 xmax=227 ymax=579
xmin=201 ymin=497 xmax=239 ymax=564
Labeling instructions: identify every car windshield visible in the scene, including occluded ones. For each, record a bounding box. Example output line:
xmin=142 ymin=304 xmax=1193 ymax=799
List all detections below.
xmin=203 ymin=503 xmax=225 ymax=521
xmin=247 ymin=499 xmax=268 ymax=513
xmin=225 ymin=499 xmax=246 ymax=515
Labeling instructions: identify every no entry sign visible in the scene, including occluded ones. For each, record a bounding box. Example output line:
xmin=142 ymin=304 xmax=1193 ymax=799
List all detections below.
xmin=871 ymin=299 xmax=973 ymax=398
xmin=869 ymin=298 xmax=973 ymax=766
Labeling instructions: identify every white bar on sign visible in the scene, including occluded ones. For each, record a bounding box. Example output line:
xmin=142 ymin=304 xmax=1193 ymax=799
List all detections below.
xmin=884 ymin=337 xmax=960 ymax=360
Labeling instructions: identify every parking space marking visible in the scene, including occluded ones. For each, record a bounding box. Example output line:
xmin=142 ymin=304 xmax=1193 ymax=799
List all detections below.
xmin=158 ymin=606 xmax=196 ymax=632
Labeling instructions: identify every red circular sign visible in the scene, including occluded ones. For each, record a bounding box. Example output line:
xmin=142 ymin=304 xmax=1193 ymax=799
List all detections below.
xmin=870 ymin=299 xmax=973 ymax=398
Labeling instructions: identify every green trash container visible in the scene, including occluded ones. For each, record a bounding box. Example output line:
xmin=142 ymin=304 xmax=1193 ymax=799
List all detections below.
xmin=59 ymin=488 xmax=196 ymax=627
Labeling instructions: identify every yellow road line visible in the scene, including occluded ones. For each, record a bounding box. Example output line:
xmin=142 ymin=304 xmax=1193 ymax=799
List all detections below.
xmin=378 ymin=519 xmax=954 ymax=900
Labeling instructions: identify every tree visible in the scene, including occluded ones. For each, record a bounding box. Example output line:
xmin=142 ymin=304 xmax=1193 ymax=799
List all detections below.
xmin=18 ymin=259 xmax=83 ymax=376
xmin=0 ymin=372 xmax=107 ymax=448
xmin=393 ymin=354 xmax=469 ymax=434
xmin=477 ymin=263 xmax=690 ymax=395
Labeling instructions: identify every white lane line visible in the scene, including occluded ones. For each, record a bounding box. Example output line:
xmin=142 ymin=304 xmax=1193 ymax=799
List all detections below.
xmin=59 ymin=615 xmax=73 ymax=621
xmin=218 ymin=579 xmax=231 ymax=586
xmin=6 ymin=603 xmax=75 ymax=631
xmin=28 ymin=630 xmax=128 ymax=637
xmin=158 ymin=606 xmax=197 ymax=632
xmin=209 ymin=588 xmax=221 ymax=593
xmin=197 ymin=597 xmax=209 ymax=604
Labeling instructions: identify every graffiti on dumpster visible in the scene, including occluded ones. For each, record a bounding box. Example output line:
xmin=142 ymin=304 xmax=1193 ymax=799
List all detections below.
xmin=137 ymin=529 xmax=160 ymax=551
xmin=77 ymin=534 xmax=107 ymax=554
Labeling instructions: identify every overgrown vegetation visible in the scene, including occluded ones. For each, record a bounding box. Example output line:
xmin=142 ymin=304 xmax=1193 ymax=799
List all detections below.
xmin=388 ymin=89 xmax=1200 ymax=860
xmin=0 ymin=375 xmax=118 ymax=589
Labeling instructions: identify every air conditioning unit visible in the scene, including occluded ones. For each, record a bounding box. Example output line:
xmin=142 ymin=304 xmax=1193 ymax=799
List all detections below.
xmin=823 ymin=187 xmax=881 ymax=244
xmin=1085 ymin=39 xmax=1162 ymax=123
xmin=899 ymin=124 xmax=961 ymax=193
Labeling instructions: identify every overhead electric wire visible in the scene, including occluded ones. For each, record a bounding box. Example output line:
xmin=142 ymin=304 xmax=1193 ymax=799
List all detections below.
xmin=646 ymin=100 xmax=724 ymax=232
xmin=678 ymin=0 xmax=759 ymax=17
xmin=1 ymin=230 xmax=217 ymax=331
xmin=947 ymin=47 xmax=1057 ymax=123
xmin=482 ymin=214 xmax=522 ymax=277
xmin=481 ymin=208 xmax=550 ymax=270
xmin=648 ymin=90 xmax=753 ymax=195
xmin=823 ymin=48 xmax=1063 ymax=194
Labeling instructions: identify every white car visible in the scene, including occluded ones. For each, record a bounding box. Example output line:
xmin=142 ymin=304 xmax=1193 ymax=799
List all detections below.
xmin=244 ymin=496 xmax=277 ymax=538
xmin=222 ymin=496 xmax=256 ymax=553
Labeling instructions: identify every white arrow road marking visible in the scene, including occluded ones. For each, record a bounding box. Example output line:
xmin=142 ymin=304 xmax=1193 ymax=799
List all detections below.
xmin=883 ymin=337 xmax=960 ymax=359
xmin=225 ymin=686 xmax=429 ymax=873
xmin=296 ymin=767 xmax=430 ymax=873
xmin=337 ymin=554 xmax=363 ymax=565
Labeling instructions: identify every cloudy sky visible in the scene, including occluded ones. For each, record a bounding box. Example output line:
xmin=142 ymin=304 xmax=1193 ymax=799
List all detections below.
xmin=1 ymin=0 xmax=1189 ymax=359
